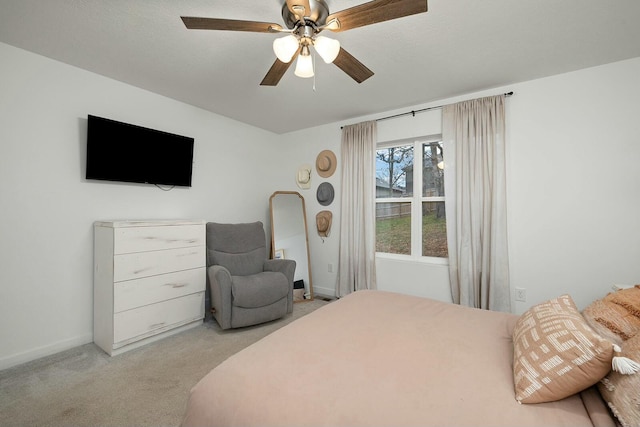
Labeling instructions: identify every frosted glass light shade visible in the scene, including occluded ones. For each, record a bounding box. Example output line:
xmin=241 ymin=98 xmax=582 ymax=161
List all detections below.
xmin=273 ymin=35 xmax=299 ymax=63
xmin=294 ymin=54 xmax=314 ymax=78
xmin=313 ymin=36 xmax=340 ymax=63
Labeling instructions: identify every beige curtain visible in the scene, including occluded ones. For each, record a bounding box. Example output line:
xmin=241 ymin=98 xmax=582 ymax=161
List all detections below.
xmin=337 ymin=121 xmax=377 ymax=297
xmin=443 ymin=95 xmax=511 ymax=312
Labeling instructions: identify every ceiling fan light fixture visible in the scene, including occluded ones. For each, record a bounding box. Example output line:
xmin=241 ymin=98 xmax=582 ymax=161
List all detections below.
xmin=313 ymin=35 xmax=340 ymax=63
xmin=273 ymin=34 xmax=299 ymax=63
xmin=294 ymin=47 xmax=314 ymax=78
xmin=183 ymin=0 xmax=430 ymax=86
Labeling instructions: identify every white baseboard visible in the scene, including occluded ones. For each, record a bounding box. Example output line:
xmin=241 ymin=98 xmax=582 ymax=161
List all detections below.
xmin=107 ymin=320 xmax=202 ymax=356
xmin=313 ymin=285 xmax=336 ymax=299
xmin=0 ymin=333 xmax=93 ymax=371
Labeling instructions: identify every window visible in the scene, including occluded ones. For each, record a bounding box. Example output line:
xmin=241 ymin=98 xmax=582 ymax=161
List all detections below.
xmin=375 ymin=137 xmax=447 ymax=259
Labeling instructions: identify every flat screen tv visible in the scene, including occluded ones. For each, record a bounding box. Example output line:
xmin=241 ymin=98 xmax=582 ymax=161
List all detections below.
xmin=86 ymin=115 xmax=194 ymax=187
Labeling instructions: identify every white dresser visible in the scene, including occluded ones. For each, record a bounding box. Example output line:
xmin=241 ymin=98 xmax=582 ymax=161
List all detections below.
xmin=93 ymin=220 xmax=206 ymax=356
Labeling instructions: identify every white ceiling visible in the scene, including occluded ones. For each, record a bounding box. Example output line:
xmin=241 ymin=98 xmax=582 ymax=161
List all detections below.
xmin=1 ymin=0 xmax=639 ymax=134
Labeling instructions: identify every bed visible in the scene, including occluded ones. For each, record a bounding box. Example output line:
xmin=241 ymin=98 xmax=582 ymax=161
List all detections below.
xmin=181 ymin=289 xmax=639 ymax=426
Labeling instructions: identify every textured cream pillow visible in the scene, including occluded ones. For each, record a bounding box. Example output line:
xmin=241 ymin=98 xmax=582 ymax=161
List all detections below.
xmin=513 ymin=294 xmax=614 ymax=403
xmin=598 ymin=333 xmax=640 ymax=427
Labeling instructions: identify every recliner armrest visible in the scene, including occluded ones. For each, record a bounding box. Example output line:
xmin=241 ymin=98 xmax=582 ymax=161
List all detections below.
xmin=264 ymin=259 xmax=296 ymax=313
xmin=264 ymin=259 xmax=296 ymax=286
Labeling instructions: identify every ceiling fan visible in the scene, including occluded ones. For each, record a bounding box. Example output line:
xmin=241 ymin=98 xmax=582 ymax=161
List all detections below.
xmin=181 ymin=0 xmax=428 ymax=86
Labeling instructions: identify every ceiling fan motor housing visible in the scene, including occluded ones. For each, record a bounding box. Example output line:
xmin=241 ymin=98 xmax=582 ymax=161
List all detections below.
xmin=299 ymin=25 xmax=315 ymax=46
xmin=282 ymin=0 xmax=330 ymax=29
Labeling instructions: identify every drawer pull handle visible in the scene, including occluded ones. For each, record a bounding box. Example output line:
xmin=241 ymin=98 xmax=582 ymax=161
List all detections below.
xmin=133 ymin=267 xmax=152 ymax=275
xmin=170 ymin=283 xmax=187 ymax=288
xmin=177 ymin=251 xmax=199 ymax=257
xmin=149 ymin=322 xmax=166 ymax=330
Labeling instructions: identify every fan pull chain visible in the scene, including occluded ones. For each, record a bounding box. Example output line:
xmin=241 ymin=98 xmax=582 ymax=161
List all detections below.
xmin=312 ymin=51 xmax=316 ymax=92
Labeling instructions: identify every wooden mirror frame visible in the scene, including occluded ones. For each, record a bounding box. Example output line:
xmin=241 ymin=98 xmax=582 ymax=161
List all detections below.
xmin=269 ymin=191 xmax=314 ymax=301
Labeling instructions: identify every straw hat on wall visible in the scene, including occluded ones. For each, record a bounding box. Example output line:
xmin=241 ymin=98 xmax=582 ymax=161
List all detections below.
xmin=316 ymin=210 xmax=332 ymax=237
xmin=316 ymin=150 xmax=337 ymax=178
xmin=296 ymin=164 xmax=312 ymax=189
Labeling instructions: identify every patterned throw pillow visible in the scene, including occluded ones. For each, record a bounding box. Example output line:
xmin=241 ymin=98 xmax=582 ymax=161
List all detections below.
xmin=513 ymin=294 xmax=614 ymax=403
xmin=598 ymin=333 xmax=640 ymax=427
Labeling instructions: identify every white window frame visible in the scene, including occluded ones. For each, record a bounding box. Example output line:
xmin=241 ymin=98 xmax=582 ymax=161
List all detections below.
xmin=375 ymin=135 xmax=447 ymax=265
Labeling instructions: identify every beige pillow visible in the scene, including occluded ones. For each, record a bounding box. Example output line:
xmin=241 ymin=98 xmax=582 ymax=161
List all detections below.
xmin=608 ymin=285 xmax=640 ymax=318
xmin=513 ymin=294 xmax=614 ymax=403
xmin=598 ymin=333 xmax=640 ymax=427
xmin=582 ymin=286 xmax=640 ymax=345
xmin=582 ymin=299 xmax=640 ymax=345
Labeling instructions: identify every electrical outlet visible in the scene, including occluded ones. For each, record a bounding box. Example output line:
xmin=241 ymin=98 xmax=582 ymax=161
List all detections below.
xmin=515 ymin=287 xmax=526 ymax=302
xmin=328 ymin=263 xmax=334 ymax=273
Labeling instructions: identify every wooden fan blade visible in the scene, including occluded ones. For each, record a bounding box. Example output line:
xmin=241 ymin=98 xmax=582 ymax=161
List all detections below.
xmin=285 ymin=0 xmax=312 ymax=17
xmin=260 ymin=51 xmax=299 ymax=86
xmin=181 ymin=17 xmax=282 ymax=33
xmin=333 ymin=48 xmax=374 ymax=83
xmin=327 ymin=0 xmax=428 ymax=32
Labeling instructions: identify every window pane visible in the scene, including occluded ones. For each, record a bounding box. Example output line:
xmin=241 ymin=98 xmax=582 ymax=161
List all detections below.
xmin=376 ymin=202 xmax=411 ymax=255
xmin=422 ymin=142 xmax=445 ymax=197
xmin=376 ymin=145 xmax=414 ymax=198
xmin=422 ymin=202 xmax=447 ymax=257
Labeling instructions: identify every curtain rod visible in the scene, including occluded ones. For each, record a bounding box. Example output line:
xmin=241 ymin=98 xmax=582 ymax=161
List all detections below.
xmin=341 ymin=91 xmax=514 ymax=129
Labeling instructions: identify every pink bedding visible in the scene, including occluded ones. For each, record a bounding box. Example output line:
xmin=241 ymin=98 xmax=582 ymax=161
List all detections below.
xmin=182 ymin=290 xmax=615 ymax=426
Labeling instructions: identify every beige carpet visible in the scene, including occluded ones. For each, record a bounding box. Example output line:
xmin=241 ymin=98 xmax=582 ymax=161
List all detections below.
xmin=0 ymin=300 xmax=329 ymax=426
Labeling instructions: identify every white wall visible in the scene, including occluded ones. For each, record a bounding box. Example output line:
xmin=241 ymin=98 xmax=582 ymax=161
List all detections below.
xmin=0 ymin=42 xmax=279 ymax=369
xmin=278 ymin=56 xmax=640 ymax=315
xmin=265 ymin=128 xmax=342 ymax=298
xmin=506 ymin=57 xmax=640 ymax=313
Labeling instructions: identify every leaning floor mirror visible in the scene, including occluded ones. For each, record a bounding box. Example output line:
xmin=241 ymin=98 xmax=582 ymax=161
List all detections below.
xmin=269 ymin=191 xmax=314 ymax=301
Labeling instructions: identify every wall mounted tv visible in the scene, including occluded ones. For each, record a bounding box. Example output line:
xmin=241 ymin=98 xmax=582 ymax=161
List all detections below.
xmin=86 ymin=115 xmax=194 ymax=187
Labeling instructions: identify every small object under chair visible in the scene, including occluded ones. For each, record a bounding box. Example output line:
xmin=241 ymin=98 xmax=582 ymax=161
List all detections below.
xmin=293 ymin=279 xmax=305 ymax=302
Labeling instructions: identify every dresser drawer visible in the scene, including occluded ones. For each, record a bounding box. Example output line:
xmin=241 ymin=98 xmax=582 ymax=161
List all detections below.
xmin=114 ymin=224 xmax=204 ymax=254
xmin=113 ymin=292 xmax=204 ymax=347
xmin=114 ymin=267 xmax=206 ymax=313
xmin=113 ymin=246 xmax=205 ymax=282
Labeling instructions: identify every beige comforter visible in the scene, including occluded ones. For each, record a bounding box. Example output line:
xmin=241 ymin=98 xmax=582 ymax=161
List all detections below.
xmin=182 ymin=290 xmax=615 ymax=426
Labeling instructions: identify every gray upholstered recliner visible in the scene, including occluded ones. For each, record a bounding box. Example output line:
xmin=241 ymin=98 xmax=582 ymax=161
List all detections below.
xmin=206 ymin=221 xmax=296 ymax=330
